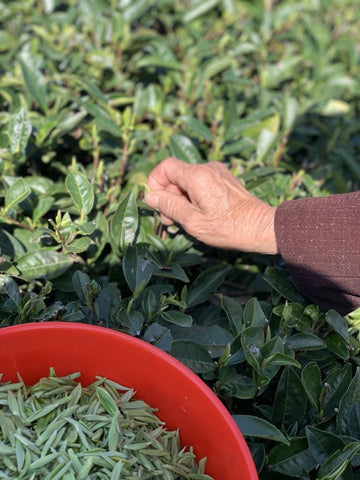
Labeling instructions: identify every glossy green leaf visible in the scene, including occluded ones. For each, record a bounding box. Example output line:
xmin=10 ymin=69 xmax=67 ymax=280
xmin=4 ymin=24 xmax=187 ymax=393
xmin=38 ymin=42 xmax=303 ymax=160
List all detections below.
xmin=137 ymin=56 xmax=182 ymax=71
xmin=32 ymin=197 xmax=54 ymax=222
xmin=267 ymin=437 xmax=318 ymax=477
xmin=218 ymin=366 xmax=256 ymax=399
xmin=234 ymin=415 xmax=290 ymax=445
xmin=256 ymin=129 xmax=276 ymax=162
xmin=65 ymin=172 xmax=94 ymax=215
xmin=152 ymin=264 xmax=189 ymax=282
xmin=187 ymin=264 xmax=231 ymax=308
xmin=183 ymin=0 xmax=219 ymax=23
xmin=322 ymin=364 xmax=353 ymax=417
xmin=0 ymin=228 xmax=26 ymax=259
xmin=219 ymin=294 xmax=243 ymax=336
xmin=337 ymin=368 xmax=360 ymax=436
xmin=243 ymin=297 xmax=267 ymax=328
xmin=72 ymin=270 xmax=91 ymax=305
xmin=169 ymin=134 xmax=203 ymax=164
xmin=4 ymin=178 xmax=31 ymax=212
xmin=83 ymin=103 xmax=119 ymax=136
xmin=263 ymin=353 xmax=300 ymax=369
xmin=0 ymin=275 xmax=21 ymax=309
xmin=110 ymin=190 xmax=139 ymax=252
xmin=272 ymin=367 xmax=307 ymax=430
xmin=72 ymin=76 xmax=108 ymax=106
xmin=326 ymin=333 xmax=349 ymax=359
xmin=317 ymin=442 xmax=360 ymax=480
xmin=170 ymin=324 xmax=232 ymax=357
xmin=180 ymin=116 xmax=213 ymax=142
xmin=50 ymin=110 xmax=87 ymax=140
xmin=122 ymin=246 xmax=153 ymax=293
xmin=285 ymin=333 xmax=326 ymax=350
xmin=142 ymin=323 xmax=172 ymax=352
xmin=142 ymin=289 xmax=158 ymax=318
xmin=326 ymin=310 xmax=349 ymax=342
xmin=301 ymin=362 xmax=322 ymax=411
xmin=88 ymin=211 xmax=109 ymax=261
xmin=283 ymin=96 xmax=299 ymax=131
xmin=161 ymin=310 xmax=193 ymax=327
xmin=8 ymin=107 xmax=32 ymax=153
xmin=241 ymin=326 xmax=264 ymax=371
xmin=203 ymin=57 xmax=233 ymax=80
xmin=121 ymin=0 xmax=151 ymax=22
xmin=14 ymin=251 xmax=72 ymax=281
xmin=264 ymin=267 xmax=306 ymax=304
xmin=170 ymin=339 xmax=215 ymax=374
xmin=305 ymin=426 xmax=345 ymax=465
xmin=19 ymin=52 xmax=48 ymax=113
xmin=65 ymin=237 xmax=92 ymax=254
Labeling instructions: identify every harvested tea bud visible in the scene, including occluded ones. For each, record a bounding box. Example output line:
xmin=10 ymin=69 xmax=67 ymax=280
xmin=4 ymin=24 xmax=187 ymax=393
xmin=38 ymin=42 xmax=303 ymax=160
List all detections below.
xmin=0 ymin=370 xmax=214 ymax=479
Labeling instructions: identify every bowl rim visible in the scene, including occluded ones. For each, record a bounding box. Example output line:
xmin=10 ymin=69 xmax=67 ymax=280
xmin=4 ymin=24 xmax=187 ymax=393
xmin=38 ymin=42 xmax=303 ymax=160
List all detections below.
xmin=0 ymin=322 xmax=259 ymax=479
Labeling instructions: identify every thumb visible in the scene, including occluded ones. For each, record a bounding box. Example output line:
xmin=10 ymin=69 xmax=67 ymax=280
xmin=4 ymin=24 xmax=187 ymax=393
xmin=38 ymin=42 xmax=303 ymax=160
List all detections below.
xmin=145 ymin=190 xmax=198 ymax=226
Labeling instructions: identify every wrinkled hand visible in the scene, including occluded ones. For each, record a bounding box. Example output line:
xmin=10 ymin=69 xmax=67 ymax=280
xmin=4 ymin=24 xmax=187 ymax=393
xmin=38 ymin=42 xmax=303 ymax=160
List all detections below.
xmin=145 ymin=158 xmax=278 ymax=255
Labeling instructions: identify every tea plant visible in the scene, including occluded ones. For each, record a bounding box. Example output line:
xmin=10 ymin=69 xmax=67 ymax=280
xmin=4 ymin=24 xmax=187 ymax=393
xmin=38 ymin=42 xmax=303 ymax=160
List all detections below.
xmin=0 ymin=0 xmax=360 ymax=478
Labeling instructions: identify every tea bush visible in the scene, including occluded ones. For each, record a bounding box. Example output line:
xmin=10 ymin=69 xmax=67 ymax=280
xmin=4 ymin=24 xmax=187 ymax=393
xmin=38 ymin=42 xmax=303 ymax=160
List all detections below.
xmin=1 ymin=1 xmax=360 ymax=478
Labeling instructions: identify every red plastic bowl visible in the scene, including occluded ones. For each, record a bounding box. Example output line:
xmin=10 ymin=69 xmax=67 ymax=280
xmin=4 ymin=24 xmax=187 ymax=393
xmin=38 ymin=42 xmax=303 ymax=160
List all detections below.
xmin=0 ymin=322 xmax=258 ymax=479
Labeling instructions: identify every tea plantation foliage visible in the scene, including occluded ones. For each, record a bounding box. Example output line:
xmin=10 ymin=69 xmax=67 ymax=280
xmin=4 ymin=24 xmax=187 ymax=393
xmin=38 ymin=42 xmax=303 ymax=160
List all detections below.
xmin=1 ymin=1 xmax=360 ymax=478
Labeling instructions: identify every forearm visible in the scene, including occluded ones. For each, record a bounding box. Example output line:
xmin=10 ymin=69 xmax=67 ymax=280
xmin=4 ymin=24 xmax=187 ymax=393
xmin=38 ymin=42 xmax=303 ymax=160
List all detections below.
xmin=274 ymin=192 xmax=360 ymax=315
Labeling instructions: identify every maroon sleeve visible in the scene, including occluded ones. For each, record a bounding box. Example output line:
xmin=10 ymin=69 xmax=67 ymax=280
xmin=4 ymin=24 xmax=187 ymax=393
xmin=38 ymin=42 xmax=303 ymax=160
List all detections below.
xmin=274 ymin=191 xmax=360 ymax=315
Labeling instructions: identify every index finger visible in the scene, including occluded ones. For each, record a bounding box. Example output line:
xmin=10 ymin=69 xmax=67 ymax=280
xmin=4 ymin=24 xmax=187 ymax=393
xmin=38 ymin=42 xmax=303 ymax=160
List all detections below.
xmin=146 ymin=158 xmax=193 ymax=193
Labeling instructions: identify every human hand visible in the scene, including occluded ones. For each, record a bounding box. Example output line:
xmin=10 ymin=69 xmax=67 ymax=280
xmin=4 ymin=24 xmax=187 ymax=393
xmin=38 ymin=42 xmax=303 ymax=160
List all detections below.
xmin=145 ymin=158 xmax=278 ymax=255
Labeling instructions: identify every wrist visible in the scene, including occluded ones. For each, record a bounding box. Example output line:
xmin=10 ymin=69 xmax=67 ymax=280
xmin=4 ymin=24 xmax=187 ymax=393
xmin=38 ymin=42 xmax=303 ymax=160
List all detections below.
xmin=254 ymin=205 xmax=278 ymax=255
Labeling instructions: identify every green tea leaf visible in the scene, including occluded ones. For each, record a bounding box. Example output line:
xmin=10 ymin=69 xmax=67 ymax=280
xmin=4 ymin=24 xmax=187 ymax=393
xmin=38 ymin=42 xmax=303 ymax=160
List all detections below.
xmin=263 ymin=353 xmax=300 ymax=369
xmin=15 ymin=251 xmax=72 ymax=281
xmin=32 ymin=197 xmax=54 ymax=222
xmin=326 ymin=310 xmax=349 ymax=342
xmin=183 ymin=0 xmax=219 ymax=23
xmin=65 ymin=172 xmax=94 ymax=215
xmin=0 ymin=228 xmax=26 ymax=259
xmin=169 ymin=134 xmax=203 ymax=164
xmin=317 ymin=442 xmax=360 ymax=480
xmin=180 ymin=116 xmax=213 ymax=142
xmin=243 ymin=297 xmax=267 ymax=328
xmin=233 ymin=415 xmax=290 ymax=445
xmin=161 ymin=310 xmax=193 ymax=327
xmin=305 ymin=426 xmax=345 ymax=465
xmin=5 ymin=178 xmax=31 ymax=212
xmin=267 ymin=437 xmax=318 ymax=477
xmin=241 ymin=326 xmax=264 ymax=371
xmin=65 ymin=237 xmax=92 ymax=254
xmin=72 ymin=270 xmax=91 ymax=305
xmin=264 ymin=267 xmax=306 ymax=304
xmin=110 ymin=190 xmax=138 ymax=253
xmin=218 ymin=294 xmax=243 ymax=336
xmin=0 ymin=275 xmax=21 ymax=309
xmin=272 ymin=367 xmax=307 ymax=430
xmin=170 ymin=339 xmax=215 ymax=374
xmin=122 ymin=246 xmax=153 ymax=293
xmin=8 ymin=107 xmax=32 ymax=153
xmin=121 ymin=0 xmax=151 ymax=22
xmin=285 ymin=333 xmax=326 ymax=350
xmin=326 ymin=333 xmax=349 ymax=360
xmin=337 ymin=368 xmax=360 ymax=437
xmin=187 ymin=264 xmax=231 ymax=308
xmin=19 ymin=52 xmax=48 ymax=113
xmin=323 ymin=364 xmax=353 ymax=417
xmin=301 ymin=362 xmax=322 ymax=412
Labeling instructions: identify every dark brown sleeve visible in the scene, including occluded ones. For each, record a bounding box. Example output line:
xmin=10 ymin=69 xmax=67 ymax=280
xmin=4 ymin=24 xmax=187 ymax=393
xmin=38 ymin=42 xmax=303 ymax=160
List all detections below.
xmin=274 ymin=191 xmax=360 ymax=315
